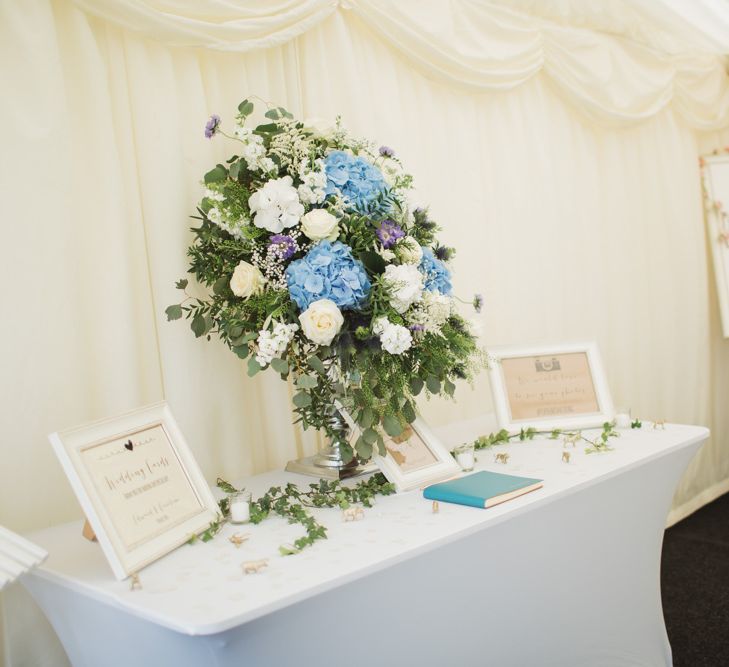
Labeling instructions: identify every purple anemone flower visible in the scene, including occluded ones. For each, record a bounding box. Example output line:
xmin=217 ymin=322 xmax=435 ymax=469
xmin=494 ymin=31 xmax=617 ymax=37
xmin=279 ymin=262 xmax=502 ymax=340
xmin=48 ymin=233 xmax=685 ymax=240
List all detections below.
xmin=269 ymin=234 xmax=297 ymax=260
xmin=379 ymin=145 xmax=395 ymax=158
xmin=375 ymin=219 xmax=405 ymax=249
xmin=204 ymin=114 xmax=221 ymax=139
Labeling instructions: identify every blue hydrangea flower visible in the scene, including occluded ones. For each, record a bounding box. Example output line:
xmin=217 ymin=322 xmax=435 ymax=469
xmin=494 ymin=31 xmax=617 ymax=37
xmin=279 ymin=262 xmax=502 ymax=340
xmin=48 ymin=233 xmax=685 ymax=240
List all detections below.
xmin=285 ymin=240 xmax=371 ymax=311
xmin=419 ymin=247 xmax=452 ymax=295
xmin=324 ymin=151 xmax=387 ymax=211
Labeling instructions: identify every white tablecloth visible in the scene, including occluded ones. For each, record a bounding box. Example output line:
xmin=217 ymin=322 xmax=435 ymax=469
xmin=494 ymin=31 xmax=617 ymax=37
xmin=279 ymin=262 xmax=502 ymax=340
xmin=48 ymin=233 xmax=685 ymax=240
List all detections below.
xmin=17 ymin=422 xmax=707 ymax=666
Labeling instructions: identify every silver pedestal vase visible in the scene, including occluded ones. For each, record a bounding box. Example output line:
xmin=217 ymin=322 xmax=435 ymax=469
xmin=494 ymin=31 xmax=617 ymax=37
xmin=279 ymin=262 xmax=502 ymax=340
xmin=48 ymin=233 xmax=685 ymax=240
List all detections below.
xmin=285 ymin=406 xmax=377 ymax=480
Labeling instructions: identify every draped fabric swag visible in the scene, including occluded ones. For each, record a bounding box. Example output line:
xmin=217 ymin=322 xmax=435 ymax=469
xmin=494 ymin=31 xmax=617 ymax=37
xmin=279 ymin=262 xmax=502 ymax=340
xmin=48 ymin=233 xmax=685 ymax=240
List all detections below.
xmin=2 ymin=1 xmax=729 ymax=664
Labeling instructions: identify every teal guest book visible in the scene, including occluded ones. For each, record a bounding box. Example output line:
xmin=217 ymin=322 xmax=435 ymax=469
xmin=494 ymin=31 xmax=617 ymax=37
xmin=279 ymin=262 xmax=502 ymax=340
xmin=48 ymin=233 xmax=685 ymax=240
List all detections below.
xmin=423 ymin=471 xmax=543 ymax=509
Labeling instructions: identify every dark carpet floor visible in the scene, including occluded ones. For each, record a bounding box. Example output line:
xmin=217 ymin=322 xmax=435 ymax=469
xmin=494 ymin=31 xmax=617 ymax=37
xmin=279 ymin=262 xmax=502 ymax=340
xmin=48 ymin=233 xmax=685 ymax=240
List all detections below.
xmin=662 ymin=492 xmax=729 ymax=666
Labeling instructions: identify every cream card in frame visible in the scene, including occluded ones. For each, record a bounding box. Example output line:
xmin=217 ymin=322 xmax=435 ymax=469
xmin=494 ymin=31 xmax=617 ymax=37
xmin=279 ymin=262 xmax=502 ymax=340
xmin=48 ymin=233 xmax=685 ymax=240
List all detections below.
xmin=50 ymin=402 xmax=220 ymax=580
xmin=346 ymin=414 xmax=460 ymax=492
xmin=488 ymin=342 xmax=614 ymax=433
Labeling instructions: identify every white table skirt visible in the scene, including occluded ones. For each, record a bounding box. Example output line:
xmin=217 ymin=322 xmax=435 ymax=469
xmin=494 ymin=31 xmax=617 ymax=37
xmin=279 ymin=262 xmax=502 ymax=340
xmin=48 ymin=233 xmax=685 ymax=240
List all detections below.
xmin=18 ymin=423 xmax=707 ymax=666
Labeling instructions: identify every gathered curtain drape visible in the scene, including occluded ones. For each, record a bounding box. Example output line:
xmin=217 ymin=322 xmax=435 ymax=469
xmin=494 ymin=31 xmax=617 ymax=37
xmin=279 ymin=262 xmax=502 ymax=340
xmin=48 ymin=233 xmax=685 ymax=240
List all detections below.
xmin=3 ymin=0 xmax=729 ymax=665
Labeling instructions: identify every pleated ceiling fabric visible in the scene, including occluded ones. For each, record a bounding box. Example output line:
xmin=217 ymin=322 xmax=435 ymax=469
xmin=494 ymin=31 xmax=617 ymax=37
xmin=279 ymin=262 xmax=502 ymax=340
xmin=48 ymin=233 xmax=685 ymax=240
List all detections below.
xmin=70 ymin=0 xmax=729 ymax=127
xmin=2 ymin=1 xmax=729 ymax=664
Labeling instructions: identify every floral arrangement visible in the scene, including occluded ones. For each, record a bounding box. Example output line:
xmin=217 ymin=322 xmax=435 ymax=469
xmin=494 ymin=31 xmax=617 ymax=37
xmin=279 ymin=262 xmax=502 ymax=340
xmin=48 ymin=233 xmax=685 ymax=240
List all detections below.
xmin=167 ymin=98 xmax=484 ymax=462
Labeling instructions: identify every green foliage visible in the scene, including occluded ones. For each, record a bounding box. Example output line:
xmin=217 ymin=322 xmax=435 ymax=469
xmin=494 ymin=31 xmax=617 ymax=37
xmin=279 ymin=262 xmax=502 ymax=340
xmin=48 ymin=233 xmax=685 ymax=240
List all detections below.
xmin=205 ymin=474 xmax=396 ymax=555
xmin=550 ymin=422 xmax=619 ymax=454
xmin=459 ymin=427 xmax=537 ymax=453
xmin=631 ymin=419 xmax=642 ymax=429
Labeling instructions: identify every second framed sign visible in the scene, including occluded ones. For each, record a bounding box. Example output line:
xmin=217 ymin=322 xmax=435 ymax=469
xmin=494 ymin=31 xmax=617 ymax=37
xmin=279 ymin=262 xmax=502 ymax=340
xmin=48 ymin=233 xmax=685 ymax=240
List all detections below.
xmin=487 ymin=341 xmax=614 ymax=433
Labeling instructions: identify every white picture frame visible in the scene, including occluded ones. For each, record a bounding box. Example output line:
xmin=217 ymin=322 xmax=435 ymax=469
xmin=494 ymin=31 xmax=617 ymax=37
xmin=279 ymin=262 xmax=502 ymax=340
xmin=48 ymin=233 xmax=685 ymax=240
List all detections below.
xmin=700 ymin=153 xmax=729 ymax=338
xmin=487 ymin=341 xmax=614 ymax=433
xmin=349 ymin=415 xmax=460 ymax=492
xmin=49 ymin=402 xmax=220 ymax=580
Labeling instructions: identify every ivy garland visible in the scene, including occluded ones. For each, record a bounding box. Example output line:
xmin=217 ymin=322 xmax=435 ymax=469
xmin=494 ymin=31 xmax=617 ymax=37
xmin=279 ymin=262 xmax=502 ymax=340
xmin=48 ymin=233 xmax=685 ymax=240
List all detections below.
xmin=191 ymin=474 xmax=396 ymax=555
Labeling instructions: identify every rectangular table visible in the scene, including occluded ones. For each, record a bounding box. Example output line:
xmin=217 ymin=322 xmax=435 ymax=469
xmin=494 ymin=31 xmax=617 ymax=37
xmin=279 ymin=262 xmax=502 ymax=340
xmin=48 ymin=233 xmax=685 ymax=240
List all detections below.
xmin=23 ymin=423 xmax=707 ymax=667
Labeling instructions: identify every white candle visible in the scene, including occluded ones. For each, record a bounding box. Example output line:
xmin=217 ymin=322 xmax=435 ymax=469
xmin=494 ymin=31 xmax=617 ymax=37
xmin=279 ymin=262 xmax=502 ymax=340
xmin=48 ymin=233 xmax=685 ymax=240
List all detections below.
xmin=614 ymin=412 xmax=632 ymax=429
xmin=230 ymin=492 xmax=251 ymax=524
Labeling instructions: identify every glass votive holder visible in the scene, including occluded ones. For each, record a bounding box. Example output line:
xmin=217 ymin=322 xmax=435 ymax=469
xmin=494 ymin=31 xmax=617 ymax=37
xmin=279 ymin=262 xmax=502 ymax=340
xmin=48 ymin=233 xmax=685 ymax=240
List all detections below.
xmin=453 ymin=443 xmax=475 ymax=472
xmin=229 ymin=491 xmax=252 ymax=524
xmin=614 ymin=407 xmax=632 ymax=429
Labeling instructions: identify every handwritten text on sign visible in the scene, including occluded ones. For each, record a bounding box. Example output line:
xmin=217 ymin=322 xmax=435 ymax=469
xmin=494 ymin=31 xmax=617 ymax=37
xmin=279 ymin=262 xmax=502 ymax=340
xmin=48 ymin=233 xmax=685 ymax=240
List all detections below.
xmin=80 ymin=424 xmax=203 ymax=550
xmin=501 ymin=352 xmax=599 ymax=421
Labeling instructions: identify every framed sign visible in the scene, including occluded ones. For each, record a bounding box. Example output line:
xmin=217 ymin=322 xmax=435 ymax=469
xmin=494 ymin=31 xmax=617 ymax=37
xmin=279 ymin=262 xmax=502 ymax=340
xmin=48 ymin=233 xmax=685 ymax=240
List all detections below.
xmin=488 ymin=342 xmax=614 ymax=433
xmin=49 ymin=402 xmax=220 ymax=580
xmin=700 ymin=152 xmax=729 ymax=338
xmin=355 ymin=416 xmax=460 ymax=492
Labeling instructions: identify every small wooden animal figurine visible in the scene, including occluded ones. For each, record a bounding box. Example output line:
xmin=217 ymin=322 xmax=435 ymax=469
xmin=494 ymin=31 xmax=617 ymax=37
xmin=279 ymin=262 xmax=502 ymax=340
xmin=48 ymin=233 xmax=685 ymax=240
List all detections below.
xmin=342 ymin=507 xmax=365 ymax=522
xmin=561 ymin=451 xmax=571 ymax=464
xmin=242 ymin=559 xmax=268 ymax=575
xmin=432 ymin=500 xmax=440 ymax=514
xmin=653 ymin=420 xmax=666 ymax=430
xmin=129 ymin=573 xmax=142 ymax=591
xmin=494 ymin=452 xmax=510 ymax=464
xmin=228 ymin=533 xmax=250 ymax=548
xmin=563 ymin=433 xmax=579 ymax=448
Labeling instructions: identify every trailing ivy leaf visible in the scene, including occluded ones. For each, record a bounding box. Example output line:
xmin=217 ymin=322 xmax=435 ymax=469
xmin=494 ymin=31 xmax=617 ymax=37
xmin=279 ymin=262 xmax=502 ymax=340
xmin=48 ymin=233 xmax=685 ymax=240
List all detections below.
xmin=307 ymin=355 xmax=327 ymax=374
xmin=204 ymin=164 xmax=227 ymax=184
xmin=238 ymin=100 xmax=254 ymax=116
xmin=279 ymin=544 xmax=300 ymax=556
xmin=426 ymin=375 xmax=441 ymax=394
xmin=216 ymin=478 xmax=239 ymax=494
xmin=296 ymin=374 xmax=318 ymax=389
xmin=402 ymin=400 xmax=417 ymax=424
xmin=165 ymin=304 xmax=182 ymax=321
xmin=383 ymin=415 xmax=403 ymax=437
xmin=293 ymin=391 xmax=312 ymax=408
xmin=175 ymin=279 xmax=188 ymax=290
xmin=410 ymin=377 xmax=424 ymax=395
xmin=247 ymin=357 xmax=262 ymax=377
xmin=359 ymin=407 xmax=375 ymax=429
xmin=233 ymin=345 xmax=249 ymax=360
xmin=271 ymin=358 xmax=289 ymax=375
xmin=358 ymin=250 xmax=386 ymax=275
xmin=191 ymin=313 xmax=206 ymax=337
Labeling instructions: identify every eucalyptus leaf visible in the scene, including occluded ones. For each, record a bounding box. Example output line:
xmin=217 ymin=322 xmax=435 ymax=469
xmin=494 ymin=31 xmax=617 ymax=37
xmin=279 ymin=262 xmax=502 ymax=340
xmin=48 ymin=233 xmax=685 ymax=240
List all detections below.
xmin=359 ymin=407 xmax=375 ymax=429
xmin=362 ymin=427 xmax=378 ymax=445
xmin=247 ymin=357 xmax=262 ymax=377
xmin=296 ymin=374 xmax=318 ymax=389
xmin=238 ymin=100 xmax=254 ymax=116
xmin=383 ymin=415 xmax=403 ymax=437
xmin=265 ymin=108 xmax=281 ymax=120
xmin=191 ymin=314 xmax=206 ymax=337
xmin=213 ymin=275 xmax=229 ymax=295
xmin=355 ymin=438 xmax=373 ymax=460
xmin=293 ymin=391 xmax=312 ymax=408
xmin=426 ymin=375 xmax=441 ymax=394
xmin=233 ymin=345 xmax=249 ymax=360
xmin=402 ymin=400 xmax=417 ymax=424
xmin=165 ymin=304 xmax=182 ymax=321
xmin=410 ymin=377 xmax=424 ymax=395
xmin=271 ymin=358 xmax=289 ymax=375
xmin=204 ymin=164 xmax=227 ymax=184
xmin=307 ymin=356 xmax=327 ymax=374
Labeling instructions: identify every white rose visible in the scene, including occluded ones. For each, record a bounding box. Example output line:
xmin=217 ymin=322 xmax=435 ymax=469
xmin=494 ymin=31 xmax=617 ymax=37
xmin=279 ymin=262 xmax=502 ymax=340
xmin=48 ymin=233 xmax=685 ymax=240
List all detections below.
xmin=230 ymin=260 xmax=264 ymax=298
xmin=301 ymin=209 xmax=340 ymax=241
xmin=299 ymin=299 xmax=344 ymax=345
xmin=248 ymin=176 xmax=304 ymax=233
xmin=379 ymin=321 xmax=413 ymax=355
xmin=396 ymin=236 xmax=423 ymax=265
xmin=384 ymin=263 xmax=424 ymax=313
